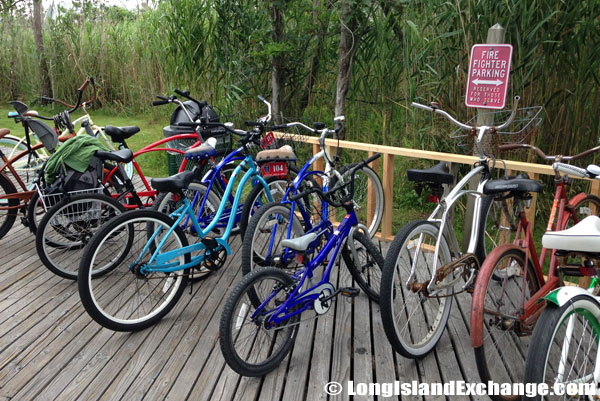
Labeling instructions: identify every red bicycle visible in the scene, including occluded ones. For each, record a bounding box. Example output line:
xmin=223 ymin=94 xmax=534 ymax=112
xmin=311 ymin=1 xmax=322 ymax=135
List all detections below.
xmin=470 ymin=143 xmax=600 ymax=401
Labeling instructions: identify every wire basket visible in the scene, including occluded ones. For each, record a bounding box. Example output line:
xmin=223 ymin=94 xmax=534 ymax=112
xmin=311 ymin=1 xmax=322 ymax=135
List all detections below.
xmin=35 ymin=183 xmax=104 ymax=212
xmin=451 ymin=106 xmax=544 ymax=156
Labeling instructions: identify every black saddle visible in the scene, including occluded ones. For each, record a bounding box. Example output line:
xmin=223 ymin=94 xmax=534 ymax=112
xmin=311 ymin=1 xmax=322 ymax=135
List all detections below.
xmin=151 ymin=170 xmax=195 ymax=193
xmin=483 ymin=174 xmax=543 ymax=195
xmin=407 ymin=162 xmax=454 ymax=185
xmin=104 ymin=125 xmax=140 ymax=142
xmin=95 ymin=149 xmax=133 ymax=163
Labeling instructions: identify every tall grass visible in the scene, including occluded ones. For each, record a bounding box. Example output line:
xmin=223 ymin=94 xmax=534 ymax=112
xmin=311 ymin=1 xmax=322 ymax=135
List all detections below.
xmin=0 ymin=0 xmax=597 ymax=160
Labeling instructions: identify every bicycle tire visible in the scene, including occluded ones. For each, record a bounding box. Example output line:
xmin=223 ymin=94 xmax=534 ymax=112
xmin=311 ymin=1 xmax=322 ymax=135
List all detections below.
xmin=329 ymin=163 xmax=384 ymax=238
xmin=379 ymin=220 xmax=453 ymax=358
xmin=342 ymin=231 xmax=383 ymax=302
xmin=78 ymin=210 xmax=189 ymax=331
xmin=219 ymin=267 xmax=298 ymax=376
xmin=523 ymin=295 xmax=600 ymax=401
xmin=36 ymin=193 xmax=126 ymax=279
xmin=471 ymin=246 xmax=540 ymax=401
xmin=0 ymin=173 xmax=19 ymax=240
xmin=241 ymin=202 xmax=305 ymax=276
xmin=26 ymin=191 xmax=44 ymax=234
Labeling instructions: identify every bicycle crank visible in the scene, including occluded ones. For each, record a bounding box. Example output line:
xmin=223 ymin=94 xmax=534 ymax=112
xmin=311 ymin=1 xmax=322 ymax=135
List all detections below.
xmin=201 ymin=237 xmax=227 ymax=271
xmin=407 ymin=253 xmax=480 ymax=297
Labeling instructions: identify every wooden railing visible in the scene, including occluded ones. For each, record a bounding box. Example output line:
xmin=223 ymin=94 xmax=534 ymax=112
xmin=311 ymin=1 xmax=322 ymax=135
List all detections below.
xmin=290 ymin=135 xmax=600 ymax=242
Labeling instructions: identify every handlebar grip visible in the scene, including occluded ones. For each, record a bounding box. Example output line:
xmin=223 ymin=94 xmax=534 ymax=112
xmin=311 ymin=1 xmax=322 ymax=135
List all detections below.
xmin=245 ymin=121 xmax=261 ymax=127
xmin=363 ymin=153 xmax=381 ymax=165
xmin=153 ymin=100 xmax=170 ymax=106
xmin=173 ymin=88 xmax=185 ymax=97
xmin=176 ymin=121 xmax=202 ymax=127
xmin=289 ymin=187 xmax=318 ymax=202
xmin=89 ymin=76 xmax=95 ymax=86
xmin=553 ymin=162 xmax=589 ymax=178
xmin=270 ymin=124 xmax=288 ymax=130
xmin=257 ymin=95 xmax=265 ymax=102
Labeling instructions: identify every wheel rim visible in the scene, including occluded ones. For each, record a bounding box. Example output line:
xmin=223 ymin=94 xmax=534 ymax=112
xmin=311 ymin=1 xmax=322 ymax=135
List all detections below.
xmin=480 ymin=251 xmax=537 ymax=385
xmin=86 ymin=216 xmax=185 ymax=325
xmin=389 ymin=224 xmax=451 ymax=354
xmin=249 ymin=205 xmax=304 ymax=270
xmin=228 ymin=273 xmax=296 ymax=368
xmin=542 ymin=300 xmax=600 ymax=400
xmin=42 ymin=197 xmax=123 ymax=276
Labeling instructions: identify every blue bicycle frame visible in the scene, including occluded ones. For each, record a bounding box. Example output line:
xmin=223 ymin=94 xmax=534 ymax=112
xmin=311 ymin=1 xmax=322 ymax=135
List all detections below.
xmin=135 ymin=153 xmax=272 ymax=274
xmin=252 ymin=210 xmax=359 ymax=326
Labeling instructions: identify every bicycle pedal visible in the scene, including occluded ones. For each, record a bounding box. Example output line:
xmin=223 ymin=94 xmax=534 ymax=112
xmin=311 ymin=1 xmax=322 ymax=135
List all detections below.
xmin=339 ymin=287 xmax=360 ymax=298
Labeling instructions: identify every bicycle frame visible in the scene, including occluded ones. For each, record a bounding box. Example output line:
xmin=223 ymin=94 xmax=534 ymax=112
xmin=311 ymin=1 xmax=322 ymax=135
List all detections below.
xmin=136 ymin=154 xmax=272 ymax=274
xmin=254 ymin=211 xmax=359 ymax=326
xmin=409 ymin=163 xmax=490 ymax=295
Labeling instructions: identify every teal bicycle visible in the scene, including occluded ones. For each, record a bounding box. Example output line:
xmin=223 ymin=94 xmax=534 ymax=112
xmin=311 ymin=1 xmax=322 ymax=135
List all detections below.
xmin=77 ymin=118 xmax=296 ymax=331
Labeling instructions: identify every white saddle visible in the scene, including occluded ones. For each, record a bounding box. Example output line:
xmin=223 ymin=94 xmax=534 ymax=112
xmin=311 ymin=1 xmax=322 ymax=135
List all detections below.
xmin=542 ymin=215 xmax=600 ymax=253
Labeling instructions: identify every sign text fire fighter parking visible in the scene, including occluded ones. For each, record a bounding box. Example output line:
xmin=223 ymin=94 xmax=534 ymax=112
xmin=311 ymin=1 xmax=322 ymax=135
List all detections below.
xmin=465 ymin=44 xmax=513 ymax=109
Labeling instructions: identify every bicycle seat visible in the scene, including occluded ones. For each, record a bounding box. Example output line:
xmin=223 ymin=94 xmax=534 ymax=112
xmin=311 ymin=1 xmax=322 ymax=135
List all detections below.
xmin=185 ymin=137 xmax=217 ymax=160
xmin=151 ymin=170 xmax=196 ymax=192
xmin=542 ymin=215 xmax=600 ymax=253
xmin=255 ymin=145 xmax=296 ymax=163
xmin=280 ymin=232 xmax=318 ymax=252
xmin=104 ymin=126 xmax=140 ymax=142
xmin=0 ymin=128 xmax=10 ymax=139
xmin=406 ymin=162 xmax=453 ymax=185
xmin=483 ymin=175 xmax=542 ymax=195
xmin=95 ymin=149 xmax=134 ymax=163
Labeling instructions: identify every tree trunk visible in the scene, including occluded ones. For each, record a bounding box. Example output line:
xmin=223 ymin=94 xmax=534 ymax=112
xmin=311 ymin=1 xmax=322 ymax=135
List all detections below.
xmin=33 ymin=0 xmax=52 ymax=101
xmin=270 ymin=2 xmax=285 ymax=125
xmin=300 ymin=0 xmax=329 ymax=111
xmin=334 ymin=0 xmax=360 ymax=139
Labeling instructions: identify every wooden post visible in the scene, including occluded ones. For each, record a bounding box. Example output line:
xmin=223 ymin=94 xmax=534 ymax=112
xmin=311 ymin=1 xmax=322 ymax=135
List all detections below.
xmin=524 ymin=172 xmax=539 ymax=232
xmin=381 ymin=154 xmax=395 ymax=240
xmin=367 ymin=151 xmax=379 ymax=228
xmin=327 ymin=144 xmax=337 ymax=223
xmin=462 ymin=23 xmax=506 ymax=252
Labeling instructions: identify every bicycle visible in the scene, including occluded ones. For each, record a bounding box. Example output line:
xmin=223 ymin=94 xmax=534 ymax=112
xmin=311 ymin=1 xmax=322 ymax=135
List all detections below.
xmin=470 ymin=154 xmax=600 ymax=401
xmin=218 ymin=154 xmax=384 ymax=376
xmin=240 ymin=116 xmax=384 ymax=279
xmin=523 ymin=172 xmax=600 ymax=399
xmin=378 ymin=96 xmax=547 ymax=359
xmin=77 ymin=116 xmax=289 ymax=331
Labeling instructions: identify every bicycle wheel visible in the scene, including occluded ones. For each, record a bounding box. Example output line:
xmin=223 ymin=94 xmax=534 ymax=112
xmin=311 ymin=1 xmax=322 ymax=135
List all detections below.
xmin=330 ymin=163 xmax=384 ymax=238
xmin=563 ymin=194 xmax=600 ymax=229
xmin=379 ymin=220 xmax=453 ymax=358
xmin=78 ymin=210 xmax=189 ymax=331
xmin=471 ymin=247 xmax=541 ymax=401
xmin=36 ymin=193 xmax=125 ymax=279
xmin=0 ymin=137 xmax=44 ymax=178
xmin=219 ymin=267 xmax=299 ymax=376
xmin=241 ymin=202 xmax=305 ymax=276
xmin=26 ymin=191 xmax=45 ymax=234
xmin=524 ymin=295 xmax=600 ymax=401
xmin=238 ymin=165 xmax=303 ymax=237
xmin=342 ymin=231 xmax=384 ymax=302
xmin=0 ymin=173 xmax=18 ymax=240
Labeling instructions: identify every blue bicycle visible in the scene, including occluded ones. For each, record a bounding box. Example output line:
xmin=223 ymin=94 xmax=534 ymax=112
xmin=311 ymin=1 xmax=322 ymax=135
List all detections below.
xmin=219 ymin=154 xmax=383 ymax=377
xmin=77 ymin=120 xmax=297 ymax=332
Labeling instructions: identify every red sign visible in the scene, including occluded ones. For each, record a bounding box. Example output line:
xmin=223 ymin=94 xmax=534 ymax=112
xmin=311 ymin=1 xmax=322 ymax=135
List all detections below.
xmin=260 ymin=132 xmax=275 ymax=149
xmin=261 ymin=161 xmax=288 ymax=177
xmin=465 ymin=44 xmax=513 ymax=109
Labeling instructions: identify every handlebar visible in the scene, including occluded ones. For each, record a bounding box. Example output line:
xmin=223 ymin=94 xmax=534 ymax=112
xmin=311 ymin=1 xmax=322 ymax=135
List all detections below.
xmin=288 ymin=153 xmax=381 ymax=208
xmin=35 ymin=76 xmax=97 ymax=114
xmin=411 ymin=96 xmax=521 ymax=131
xmin=553 ymin=163 xmax=590 ymax=179
xmin=498 ymin=143 xmax=600 ymax=162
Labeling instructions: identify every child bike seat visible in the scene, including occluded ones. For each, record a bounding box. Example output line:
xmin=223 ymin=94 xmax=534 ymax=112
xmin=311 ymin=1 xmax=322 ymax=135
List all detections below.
xmin=542 ymin=215 xmax=600 ymax=253
xmin=95 ymin=149 xmax=134 ymax=163
xmin=280 ymin=232 xmax=318 ymax=252
xmin=406 ymin=162 xmax=453 ymax=184
xmin=256 ymin=145 xmax=296 ymax=163
xmin=185 ymin=137 xmax=217 ymax=160
xmin=151 ymin=170 xmax=196 ymax=193
xmin=483 ymin=176 xmax=542 ymax=195
xmin=104 ymin=125 xmax=140 ymax=142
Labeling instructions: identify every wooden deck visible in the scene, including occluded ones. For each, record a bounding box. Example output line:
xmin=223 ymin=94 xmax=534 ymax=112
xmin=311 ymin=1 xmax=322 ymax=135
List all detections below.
xmin=0 ymin=221 xmax=491 ymax=401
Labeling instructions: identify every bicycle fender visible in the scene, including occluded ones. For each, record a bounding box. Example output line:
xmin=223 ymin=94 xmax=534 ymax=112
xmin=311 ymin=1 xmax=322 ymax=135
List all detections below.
xmin=542 ymin=286 xmax=595 ymax=307
xmin=470 ymin=243 xmax=521 ymax=348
